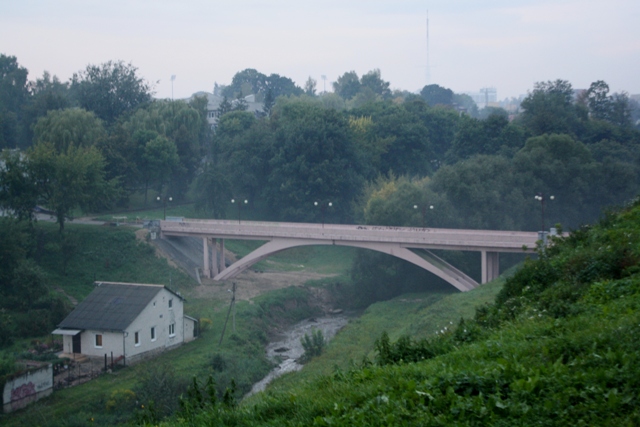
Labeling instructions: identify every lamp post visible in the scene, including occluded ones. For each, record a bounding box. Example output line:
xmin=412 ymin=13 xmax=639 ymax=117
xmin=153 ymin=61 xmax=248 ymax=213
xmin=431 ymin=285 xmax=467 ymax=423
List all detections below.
xmin=314 ymin=201 xmax=332 ymax=228
xmin=231 ymin=198 xmax=248 ymax=224
xmin=413 ymin=204 xmax=434 ymax=227
xmin=157 ymin=195 xmax=172 ymax=220
xmin=534 ymin=193 xmax=554 ymax=233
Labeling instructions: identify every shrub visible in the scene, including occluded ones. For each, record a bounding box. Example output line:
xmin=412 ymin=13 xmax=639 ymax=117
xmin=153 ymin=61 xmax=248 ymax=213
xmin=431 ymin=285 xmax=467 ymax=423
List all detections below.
xmin=300 ymin=329 xmax=325 ymax=362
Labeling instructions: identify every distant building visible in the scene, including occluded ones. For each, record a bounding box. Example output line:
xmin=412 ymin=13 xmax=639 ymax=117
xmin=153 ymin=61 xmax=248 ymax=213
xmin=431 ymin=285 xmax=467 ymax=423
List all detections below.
xmin=465 ymin=87 xmax=498 ymax=109
xmin=190 ymin=92 xmax=264 ymax=129
xmin=52 ymin=282 xmax=198 ymax=365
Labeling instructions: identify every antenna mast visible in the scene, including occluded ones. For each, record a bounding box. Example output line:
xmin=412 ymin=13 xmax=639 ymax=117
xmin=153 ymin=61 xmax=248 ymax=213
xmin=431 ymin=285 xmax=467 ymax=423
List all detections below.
xmin=426 ymin=10 xmax=431 ymax=85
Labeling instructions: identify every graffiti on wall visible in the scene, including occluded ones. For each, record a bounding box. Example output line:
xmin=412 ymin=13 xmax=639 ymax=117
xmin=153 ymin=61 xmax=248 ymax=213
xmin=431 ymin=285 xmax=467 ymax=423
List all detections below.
xmin=11 ymin=381 xmax=36 ymax=401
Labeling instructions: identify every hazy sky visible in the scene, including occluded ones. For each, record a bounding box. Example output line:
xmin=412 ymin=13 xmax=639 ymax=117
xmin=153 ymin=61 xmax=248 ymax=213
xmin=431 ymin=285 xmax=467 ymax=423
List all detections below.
xmin=1 ymin=0 xmax=638 ymax=100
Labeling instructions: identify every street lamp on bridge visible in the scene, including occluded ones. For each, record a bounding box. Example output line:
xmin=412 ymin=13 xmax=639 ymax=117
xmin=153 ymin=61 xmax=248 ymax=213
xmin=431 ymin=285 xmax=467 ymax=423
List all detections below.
xmin=534 ymin=193 xmax=554 ymax=233
xmin=413 ymin=204 xmax=434 ymax=227
xmin=231 ymin=198 xmax=248 ymax=224
xmin=157 ymin=195 xmax=172 ymax=220
xmin=314 ymin=201 xmax=332 ymax=228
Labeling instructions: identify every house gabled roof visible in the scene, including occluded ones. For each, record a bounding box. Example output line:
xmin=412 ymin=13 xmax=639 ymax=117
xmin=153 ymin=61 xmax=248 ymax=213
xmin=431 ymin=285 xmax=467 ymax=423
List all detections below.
xmin=57 ymin=282 xmax=183 ymax=332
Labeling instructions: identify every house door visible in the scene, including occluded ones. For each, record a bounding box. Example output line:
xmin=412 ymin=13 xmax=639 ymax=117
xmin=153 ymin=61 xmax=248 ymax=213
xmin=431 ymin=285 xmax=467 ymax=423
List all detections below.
xmin=72 ymin=333 xmax=81 ymax=353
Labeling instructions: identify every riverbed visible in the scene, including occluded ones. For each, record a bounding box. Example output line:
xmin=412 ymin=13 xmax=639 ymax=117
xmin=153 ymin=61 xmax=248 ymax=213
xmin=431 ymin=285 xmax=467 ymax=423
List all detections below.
xmin=247 ymin=313 xmax=350 ymax=396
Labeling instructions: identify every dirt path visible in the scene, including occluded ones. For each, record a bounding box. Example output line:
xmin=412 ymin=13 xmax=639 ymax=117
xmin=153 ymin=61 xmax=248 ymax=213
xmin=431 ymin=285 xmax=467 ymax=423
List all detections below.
xmin=193 ymin=270 xmax=336 ymax=301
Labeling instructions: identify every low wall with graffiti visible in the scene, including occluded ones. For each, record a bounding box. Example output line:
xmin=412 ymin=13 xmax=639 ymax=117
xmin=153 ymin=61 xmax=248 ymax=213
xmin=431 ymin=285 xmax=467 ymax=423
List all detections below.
xmin=2 ymin=363 xmax=53 ymax=413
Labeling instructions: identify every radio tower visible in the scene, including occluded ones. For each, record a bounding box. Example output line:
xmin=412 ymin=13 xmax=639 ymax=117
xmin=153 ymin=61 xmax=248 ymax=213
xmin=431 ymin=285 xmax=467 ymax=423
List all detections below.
xmin=426 ymin=10 xmax=431 ymax=86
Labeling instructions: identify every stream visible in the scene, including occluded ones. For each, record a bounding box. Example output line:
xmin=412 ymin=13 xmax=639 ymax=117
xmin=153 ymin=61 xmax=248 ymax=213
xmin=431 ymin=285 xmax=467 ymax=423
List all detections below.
xmin=247 ymin=313 xmax=350 ymax=396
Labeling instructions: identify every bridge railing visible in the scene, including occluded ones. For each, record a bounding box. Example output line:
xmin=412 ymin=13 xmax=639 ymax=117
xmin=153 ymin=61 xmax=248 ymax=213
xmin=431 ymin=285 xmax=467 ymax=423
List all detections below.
xmin=160 ymin=219 xmax=539 ymax=252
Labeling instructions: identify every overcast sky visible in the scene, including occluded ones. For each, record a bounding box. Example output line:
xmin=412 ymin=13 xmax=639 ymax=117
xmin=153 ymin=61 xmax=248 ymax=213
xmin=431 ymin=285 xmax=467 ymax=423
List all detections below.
xmin=1 ymin=0 xmax=638 ymax=100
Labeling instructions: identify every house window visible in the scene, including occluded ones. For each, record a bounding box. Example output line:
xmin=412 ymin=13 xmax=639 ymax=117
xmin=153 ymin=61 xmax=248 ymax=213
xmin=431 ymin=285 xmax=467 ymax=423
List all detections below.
xmin=95 ymin=334 xmax=103 ymax=348
xmin=135 ymin=331 xmax=140 ymax=346
xmin=151 ymin=327 xmax=156 ymax=341
xmin=169 ymin=323 xmax=175 ymax=337
xmin=169 ymin=298 xmax=173 ymax=309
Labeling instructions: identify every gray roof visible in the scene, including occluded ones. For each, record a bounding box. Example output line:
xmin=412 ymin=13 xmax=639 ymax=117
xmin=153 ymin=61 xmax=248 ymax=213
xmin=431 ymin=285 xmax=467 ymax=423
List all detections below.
xmin=58 ymin=282 xmax=181 ymax=332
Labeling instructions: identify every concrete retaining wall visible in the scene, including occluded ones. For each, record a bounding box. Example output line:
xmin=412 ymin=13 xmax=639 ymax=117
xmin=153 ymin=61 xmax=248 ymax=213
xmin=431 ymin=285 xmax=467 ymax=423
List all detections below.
xmin=3 ymin=364 xmax=53 ymax=413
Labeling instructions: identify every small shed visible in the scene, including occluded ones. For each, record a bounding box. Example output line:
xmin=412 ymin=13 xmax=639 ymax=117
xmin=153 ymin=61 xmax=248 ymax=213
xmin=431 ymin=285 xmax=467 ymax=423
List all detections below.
xmin=52 ymin=282 xmax=198 ymax=365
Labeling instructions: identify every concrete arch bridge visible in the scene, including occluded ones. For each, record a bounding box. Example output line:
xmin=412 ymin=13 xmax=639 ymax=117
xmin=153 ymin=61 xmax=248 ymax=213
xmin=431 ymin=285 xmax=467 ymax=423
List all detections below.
xmin=159 ymin=219 xmax=539 ymax=292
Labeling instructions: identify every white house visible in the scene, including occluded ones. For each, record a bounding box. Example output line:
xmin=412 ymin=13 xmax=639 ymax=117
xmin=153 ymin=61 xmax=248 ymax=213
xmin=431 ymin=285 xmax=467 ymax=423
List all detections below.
xmin=52 ymin=282 xmax=198 ymax=365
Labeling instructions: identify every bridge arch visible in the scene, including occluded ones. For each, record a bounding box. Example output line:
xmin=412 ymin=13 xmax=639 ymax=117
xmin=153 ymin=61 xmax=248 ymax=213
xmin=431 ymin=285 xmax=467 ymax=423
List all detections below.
xmin=213 ymin=238 xmax=478 ymax=292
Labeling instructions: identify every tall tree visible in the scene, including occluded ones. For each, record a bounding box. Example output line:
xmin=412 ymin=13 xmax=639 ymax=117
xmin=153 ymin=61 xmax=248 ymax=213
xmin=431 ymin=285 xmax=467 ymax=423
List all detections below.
xmin=265 ymin=73 xmax=304 ymax=98
xmin=263 ymin=89 xmax=275 ymax=116
xmin=0 ymin=150 xmax=39 ymax=221
xmin=333 ymin=71 xmax=361 ymax=100
xmin=360 ymin=69 xmax=391 ymax=100
xmin=33 ymin=108 xmax=106 ymax=151
xmin=519 ymin=79 xmax=578 ymax=136
xmin=265 ymin=103 xmax=364 ymax=222
xmin=21 ymin=71 xmax=70 ymax=147
xmin=304 ymin=77 xmax=317 ymax=96
xmin=71 ymin=60 xmax=152 ymax=124
xmin=27 ymin=142 xmax=117 ymax=231
xmin=194 ymin=162 xmax=231 ymax=218
xmin=420 ymin=84 xmax=454 ymax=106
xmin=0 ymin=55 xmax=29 ymax=148
xmin=586 ymin=80 xmax=611 ymax=121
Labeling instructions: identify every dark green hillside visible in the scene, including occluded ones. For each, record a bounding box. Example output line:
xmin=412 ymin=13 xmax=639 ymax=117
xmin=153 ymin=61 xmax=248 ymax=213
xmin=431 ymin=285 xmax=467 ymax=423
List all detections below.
xmin=0 ymin=220 xmax=195 ymax=351
xmin=163 ymin=198 xmax=640 ymax=426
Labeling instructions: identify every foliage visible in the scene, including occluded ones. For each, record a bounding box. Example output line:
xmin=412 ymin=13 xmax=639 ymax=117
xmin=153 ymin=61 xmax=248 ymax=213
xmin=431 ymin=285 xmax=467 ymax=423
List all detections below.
xmin=333 ymin=71 xmax=361 ymax=100
xmin=264 ymin=102 xmax=364 ymax=222
xmin=133 ymin=363 xmax=189 ymax=420
xmin=300 ymin=329 xmax=325 ymax=362
xmin=0 ymin=150 xmax=39 ymax=221
xmin=21 ymin=71 xmax=71 ymax=148
xmin=0 ymin=54 xmax=29 ymax=149
xmin=519 ymin=79 xmax=580 ymax=136
xmin=420 ymin=83 xmax=454 ymax=106
xmin=28 ymin=141 xmax=118 ymax=231
xmin=177 ymin=375 xmax=237 ymax=424
xmin=222 ymin=68 xmax=303 ymax=100
xmin=70 ymin=60 xmax=152 ymax=124
xmin=194 ymin=161 xmax=231 ymax=218
xmin=33 ymin=108 xmax=106 ymax=151
xmin=157 ymin=190 xmax=640 ymax=427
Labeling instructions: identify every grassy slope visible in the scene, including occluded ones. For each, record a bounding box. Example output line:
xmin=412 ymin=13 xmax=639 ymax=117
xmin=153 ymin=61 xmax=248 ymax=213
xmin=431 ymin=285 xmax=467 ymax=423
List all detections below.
xmin=268 ymin=279 xmax=504 ymax=389
xmin=162 ymin=200 xmax=640 ymax=426
xmin=0 ymin=218 xmax=358 ymax=426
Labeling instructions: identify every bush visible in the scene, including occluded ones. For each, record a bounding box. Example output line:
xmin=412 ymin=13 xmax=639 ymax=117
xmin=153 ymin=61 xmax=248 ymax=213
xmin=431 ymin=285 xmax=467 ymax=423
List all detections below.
xmin=300 ymin=329 xmax=325 ymax=362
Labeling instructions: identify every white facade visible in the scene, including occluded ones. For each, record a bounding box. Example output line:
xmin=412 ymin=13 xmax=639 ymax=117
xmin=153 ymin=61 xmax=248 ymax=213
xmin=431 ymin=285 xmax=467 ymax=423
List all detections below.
xmin=59 ymin=287 xmax=197 ymax=364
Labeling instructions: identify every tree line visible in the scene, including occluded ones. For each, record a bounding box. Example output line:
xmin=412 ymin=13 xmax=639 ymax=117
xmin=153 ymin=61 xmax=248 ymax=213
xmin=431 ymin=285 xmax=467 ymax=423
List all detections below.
xmin=2 ymin=52 xmax=640 ymax=300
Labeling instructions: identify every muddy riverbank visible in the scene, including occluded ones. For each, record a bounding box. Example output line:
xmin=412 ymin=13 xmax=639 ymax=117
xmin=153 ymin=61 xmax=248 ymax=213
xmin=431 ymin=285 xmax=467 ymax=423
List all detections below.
xmin=247 ymin=313 xmax=350 ymax=396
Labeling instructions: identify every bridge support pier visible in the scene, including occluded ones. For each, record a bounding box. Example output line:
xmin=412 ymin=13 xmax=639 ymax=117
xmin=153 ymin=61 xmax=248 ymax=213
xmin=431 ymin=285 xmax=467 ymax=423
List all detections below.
xmin=211 ymin=238 xmax=219 ymax=277
xmin=203 ymin=237 xmax=210 ymax=278
xmin=219 ymin=239 xmax=225 ymax=271
xmin=203 ymin=237 xmax=225 ymax=278
xmin=481 ymin=251 xmax=499 ymax=284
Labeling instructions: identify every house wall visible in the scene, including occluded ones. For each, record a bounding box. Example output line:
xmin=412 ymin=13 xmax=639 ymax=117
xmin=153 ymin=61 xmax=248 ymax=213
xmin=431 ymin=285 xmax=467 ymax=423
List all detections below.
xmin=183 ymin=317 xmax=197 ymax=343
xmin=124 ymin=288 xmax=185 ymax=363
xmin=59 ymin=288 xmax=192 ymax=364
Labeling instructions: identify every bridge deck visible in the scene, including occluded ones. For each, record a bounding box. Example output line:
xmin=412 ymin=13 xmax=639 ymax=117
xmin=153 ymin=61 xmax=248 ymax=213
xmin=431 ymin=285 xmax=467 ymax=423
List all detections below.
xmin=160 ymin=219 xmax=539 ymax=253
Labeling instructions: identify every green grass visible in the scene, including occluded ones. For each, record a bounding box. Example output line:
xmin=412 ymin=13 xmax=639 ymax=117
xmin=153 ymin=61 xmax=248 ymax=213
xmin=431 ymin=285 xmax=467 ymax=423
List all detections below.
xmin=148 ymin=199 xmax=640 ymax=426
xmin=264 ymin=278 xmax=505 ymax=391
xmin=0 ymin=215 xmax=344 ymax=426
xmin=33 ymin=222 xmax=195 ymax=300
xmin=1 ymin=284 xmax=322 ymax=427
